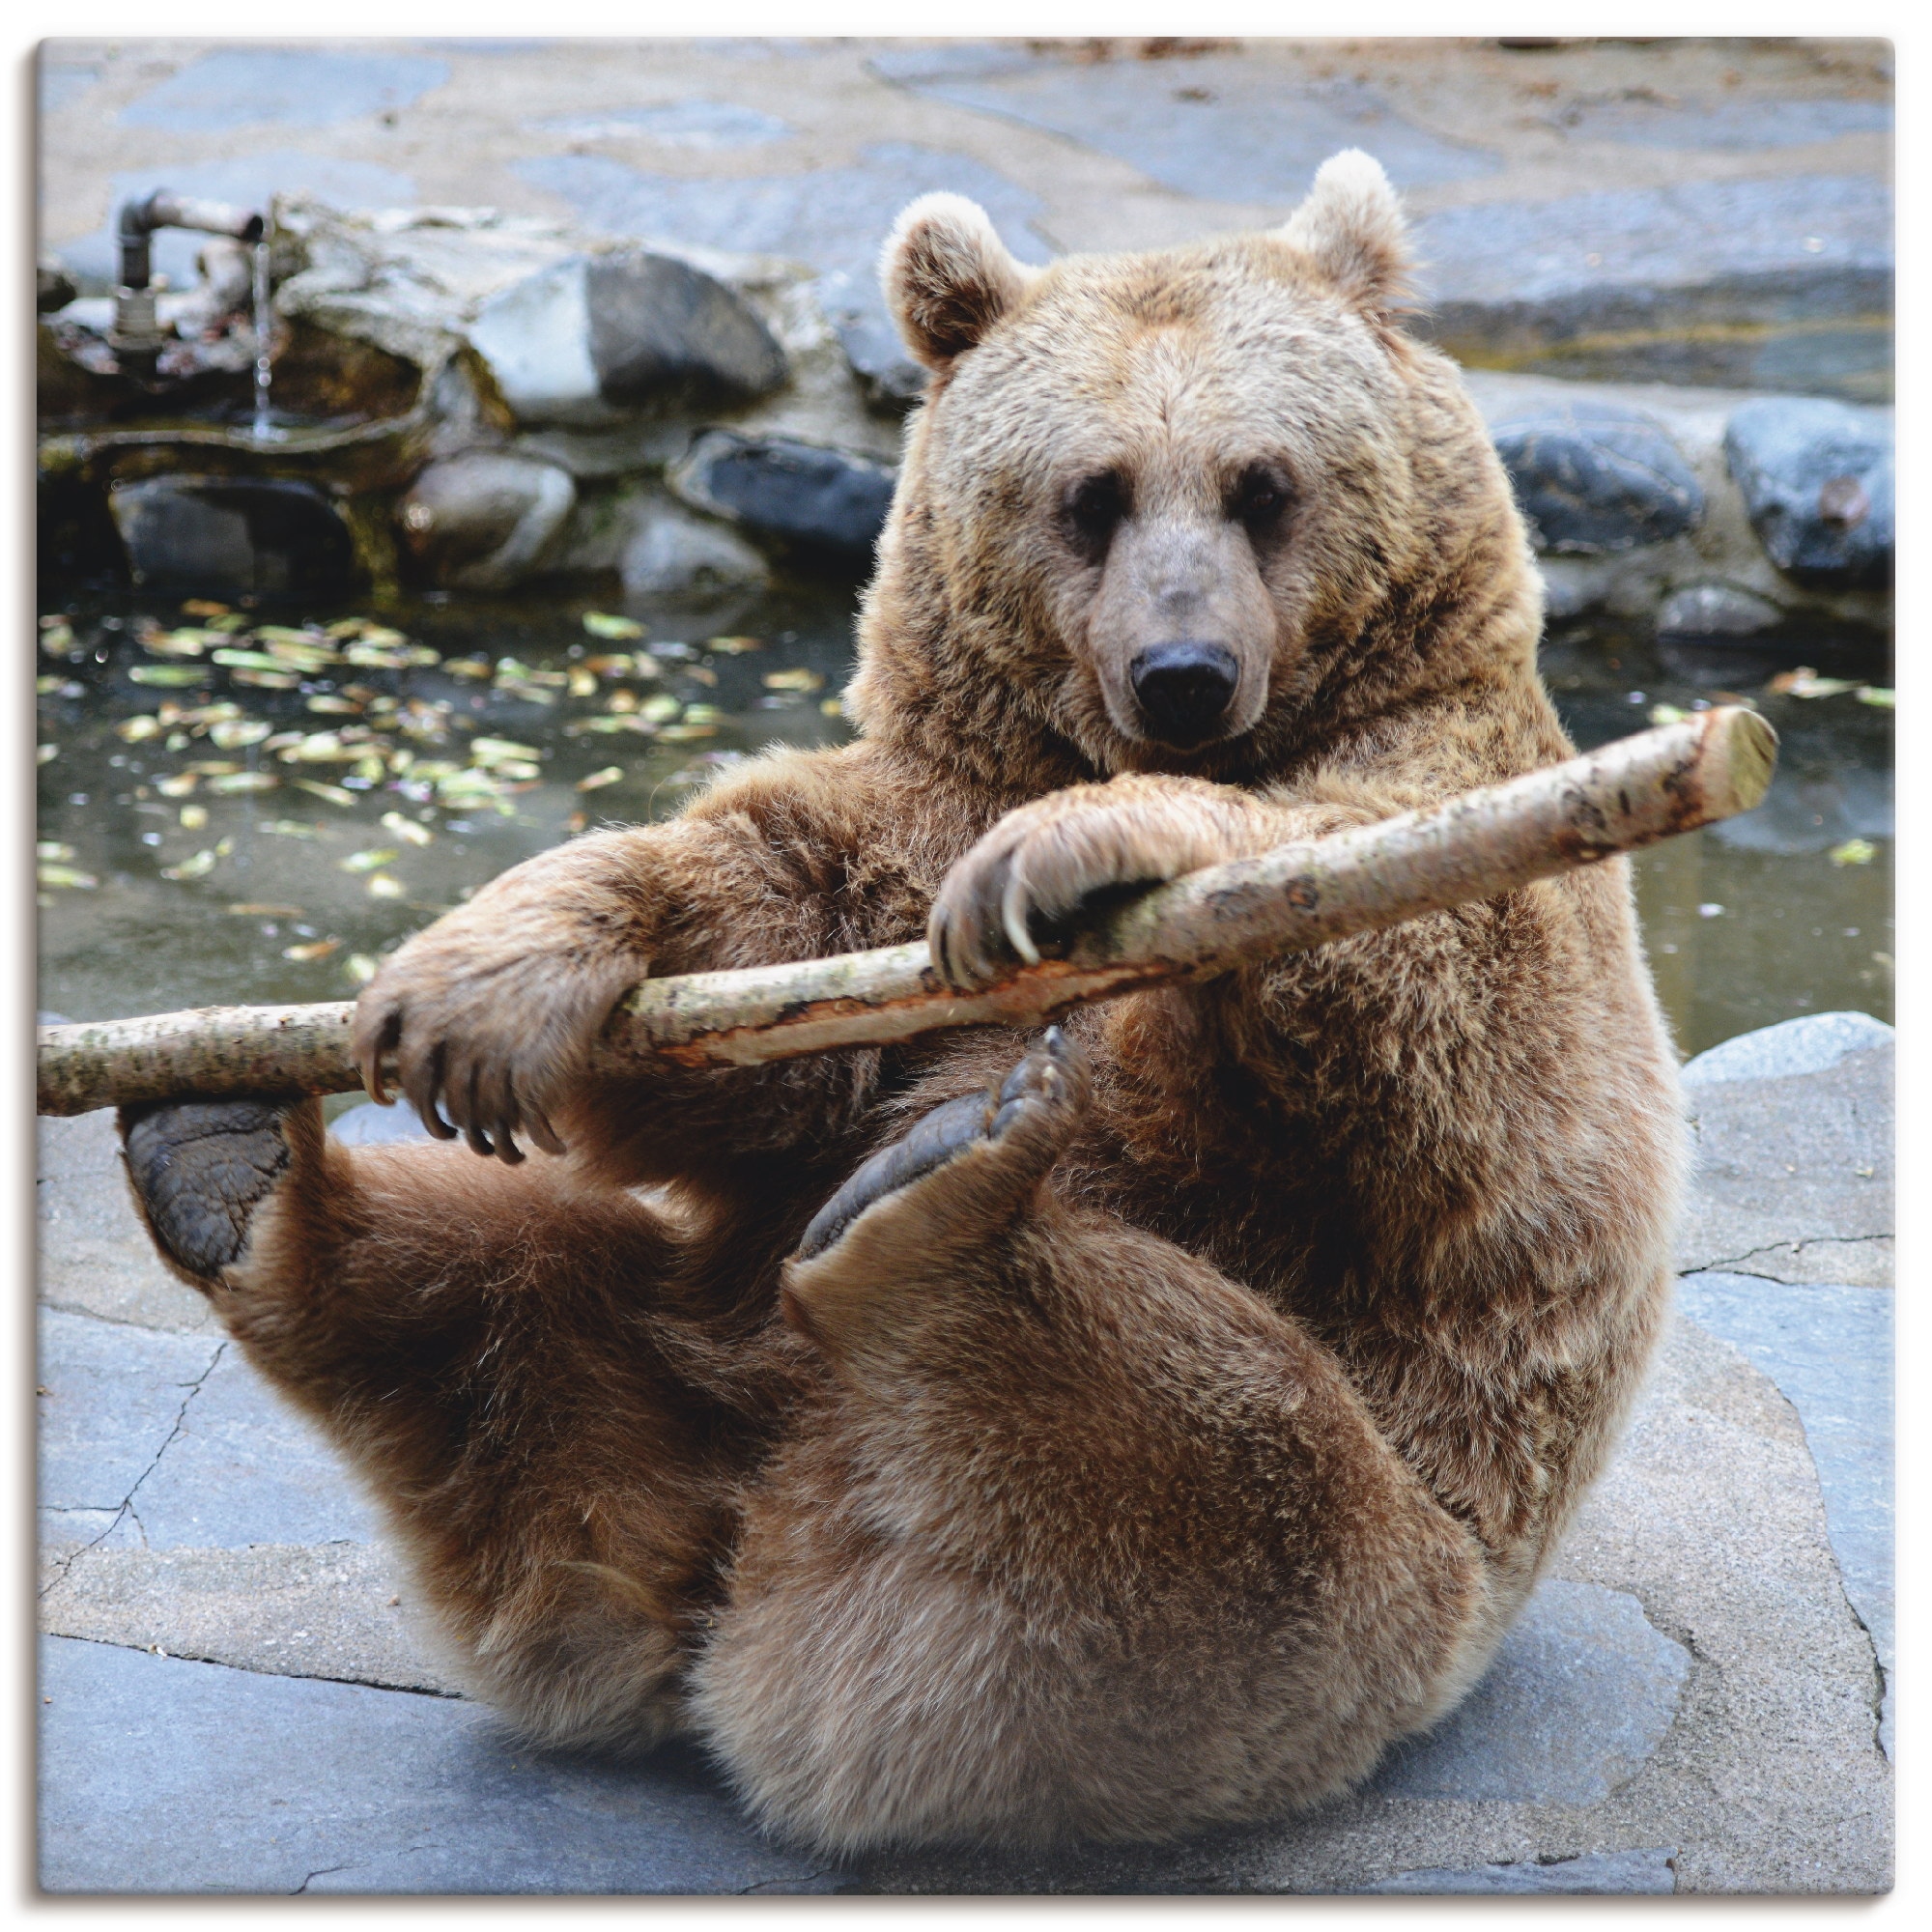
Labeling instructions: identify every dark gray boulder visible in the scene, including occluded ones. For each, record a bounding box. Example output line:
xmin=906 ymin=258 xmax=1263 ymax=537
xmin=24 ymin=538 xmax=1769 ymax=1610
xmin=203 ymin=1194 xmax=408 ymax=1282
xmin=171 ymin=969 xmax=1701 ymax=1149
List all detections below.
xmin=1723 ymin=397 xmax=1894 ymax=589
xmin=670 ymin=431 xmax=897 ymax=557
xmin=1492 ymin=404 xmax=1703 ymax=554
xmin=107 ymin=475 xmax=356 ymax=598
xmin=468 ymin=251 xmax=785 ymax=429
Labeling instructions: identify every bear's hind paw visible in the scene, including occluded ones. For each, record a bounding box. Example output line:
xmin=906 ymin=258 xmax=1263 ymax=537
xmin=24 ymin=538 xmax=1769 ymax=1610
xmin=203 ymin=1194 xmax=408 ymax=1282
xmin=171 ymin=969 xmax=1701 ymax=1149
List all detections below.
xmin=793 ymin=1027 xmax=1091 ymax=1270
xmin=120 ymin=1098 xmax=298 ymax=1285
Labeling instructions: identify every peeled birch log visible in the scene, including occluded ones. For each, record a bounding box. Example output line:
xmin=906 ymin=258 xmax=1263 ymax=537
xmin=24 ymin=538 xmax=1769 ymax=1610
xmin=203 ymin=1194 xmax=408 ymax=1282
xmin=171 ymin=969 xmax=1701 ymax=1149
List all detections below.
xmin=37 ymin=707 xmax=1776 ymax=1118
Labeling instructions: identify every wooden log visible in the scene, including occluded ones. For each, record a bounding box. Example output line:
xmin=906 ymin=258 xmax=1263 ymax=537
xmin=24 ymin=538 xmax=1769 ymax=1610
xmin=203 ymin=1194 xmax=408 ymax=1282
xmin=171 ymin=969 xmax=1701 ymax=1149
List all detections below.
xmin=36 ymin=707 xmax=1776 ymax=1117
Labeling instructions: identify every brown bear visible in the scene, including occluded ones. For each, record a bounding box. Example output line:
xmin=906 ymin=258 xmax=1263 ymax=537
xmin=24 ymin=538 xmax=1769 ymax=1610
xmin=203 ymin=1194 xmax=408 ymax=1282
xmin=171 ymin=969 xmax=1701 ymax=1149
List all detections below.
xmin=118 ymin=151 xmax=1684 ymax=1856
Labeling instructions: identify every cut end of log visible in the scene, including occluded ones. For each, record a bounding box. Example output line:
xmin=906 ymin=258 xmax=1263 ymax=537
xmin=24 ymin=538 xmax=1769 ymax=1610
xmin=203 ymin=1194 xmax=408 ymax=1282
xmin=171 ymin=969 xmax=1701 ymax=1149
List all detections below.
xmin=1702 ymin=706 xmax=1778 ymax=819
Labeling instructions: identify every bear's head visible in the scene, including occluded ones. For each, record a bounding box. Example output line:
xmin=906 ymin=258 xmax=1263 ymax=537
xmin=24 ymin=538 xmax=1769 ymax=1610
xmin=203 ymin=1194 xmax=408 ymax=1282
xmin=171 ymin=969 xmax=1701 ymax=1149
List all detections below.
xmin=848 ymin=151 xmax=1539 ymax=792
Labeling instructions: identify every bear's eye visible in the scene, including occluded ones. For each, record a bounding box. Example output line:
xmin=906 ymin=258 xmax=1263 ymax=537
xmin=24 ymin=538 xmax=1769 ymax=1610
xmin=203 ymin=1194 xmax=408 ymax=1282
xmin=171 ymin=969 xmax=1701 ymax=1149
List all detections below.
xmin=1230 ymin=465 xmax=1293 ymax=535
xmin=1062 ymin=470 xmax=1129 ymax=564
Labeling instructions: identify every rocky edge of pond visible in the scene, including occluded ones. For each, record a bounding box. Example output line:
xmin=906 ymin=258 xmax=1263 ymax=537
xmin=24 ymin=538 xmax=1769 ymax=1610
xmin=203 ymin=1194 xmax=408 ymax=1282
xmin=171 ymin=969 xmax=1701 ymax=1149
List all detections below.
xmin=40 ymin=194 xmax=1891 ymax=647
xmin=37 ymin=1009 xmax=1892 ymax=1893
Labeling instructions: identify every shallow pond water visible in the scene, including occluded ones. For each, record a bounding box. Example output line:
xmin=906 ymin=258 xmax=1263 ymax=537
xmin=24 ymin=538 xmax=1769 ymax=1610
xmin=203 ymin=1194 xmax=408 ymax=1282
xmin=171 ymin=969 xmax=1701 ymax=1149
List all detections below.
xmin=37 ymin=586 xmax=1890 ymax=1061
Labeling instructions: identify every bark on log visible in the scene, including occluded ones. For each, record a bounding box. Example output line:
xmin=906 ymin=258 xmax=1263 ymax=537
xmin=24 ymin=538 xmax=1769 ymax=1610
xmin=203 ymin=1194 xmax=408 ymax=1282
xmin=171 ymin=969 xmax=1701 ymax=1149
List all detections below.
xmin=37 ymin=708 xmax=1775 ymax=1117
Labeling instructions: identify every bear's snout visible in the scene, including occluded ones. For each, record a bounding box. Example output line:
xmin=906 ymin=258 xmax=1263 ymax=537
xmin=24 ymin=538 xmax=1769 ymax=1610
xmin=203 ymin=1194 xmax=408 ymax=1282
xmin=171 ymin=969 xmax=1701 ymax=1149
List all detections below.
xmin=1129 ymin=641 xmax=1240 ymax=748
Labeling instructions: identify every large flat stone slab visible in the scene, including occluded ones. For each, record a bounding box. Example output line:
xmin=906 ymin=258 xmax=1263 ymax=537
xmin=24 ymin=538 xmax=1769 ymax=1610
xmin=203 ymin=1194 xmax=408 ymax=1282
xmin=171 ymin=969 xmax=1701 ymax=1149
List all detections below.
xmin=1370 ymin=1581 xmax=1689 ymax=1804
xmin=40 ymin=1541 xmax=453 ymax=1696
xmin=38 ymin=1637 xmax=839 ymax=1895
xmin=1356 ymin=1847 xmax=1678 ymax=1894
xmin=874 ymin=46 xmax=1503 ymax=202
xmin=1676 ymin=1015 xmax=1892 ymax=1281
xmin=39 ymin=1307 xmax=377 ymax=1554
xmin=1678 ymin=1271 xmax=1892 ymax=1747
xmin=39 ymin=1110 xmax=218 ymax=1334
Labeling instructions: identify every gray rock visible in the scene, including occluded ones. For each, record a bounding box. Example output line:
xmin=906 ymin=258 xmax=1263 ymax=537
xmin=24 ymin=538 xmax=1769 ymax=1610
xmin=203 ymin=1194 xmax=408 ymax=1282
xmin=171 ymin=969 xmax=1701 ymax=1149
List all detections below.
xmin=619 ymin=501 xmax=770 ymax=600
xmin=879 ymin=49 xmax=1503 ymax=202
xmin=1371 ymin=1580 xmax=1689 ymax=1804
xmin=398 ymin=452 xmax=576 ymax=591
xmin=831 ymin=303 xmax=927 ymax=413
xmin=1492 ymin=404 xmax=1702 ymax=553
xmin=1724 ymin=398 xmax=1894 ymax=589
xmin=1677 ymin=1273 xmax=1892 ymax=1750
xmin=38 ymin=1636 xmax=843 ymax=1894
xmin=1355 ymin=1847 xmax=1677 ymax=1893
xmin=1677 ymin=1037 xmax=1891 ymax=1276
xmin=1682 ymin=1009 xmax=1894 ymax=1086
xmin=1656 ymin=582 xmax=1785 ymax=641
xmin=108 ymin=475 xmax=356 ymax=599
xmin=670 ymin=430 xmax=896 ymax=556
xmin=1415 ymin=176 xmax=1891 ymax=398
xmin=468 ymin=250 xmax=784 ymax=429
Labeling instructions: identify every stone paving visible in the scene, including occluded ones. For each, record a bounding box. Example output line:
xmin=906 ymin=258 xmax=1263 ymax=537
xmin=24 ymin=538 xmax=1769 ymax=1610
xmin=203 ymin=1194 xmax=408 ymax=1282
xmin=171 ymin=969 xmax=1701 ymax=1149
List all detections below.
xmin=36 ymin=1011 xmax=1893 ymax=1893
xmin=40 ymin=37 xmax=1892 ymax=400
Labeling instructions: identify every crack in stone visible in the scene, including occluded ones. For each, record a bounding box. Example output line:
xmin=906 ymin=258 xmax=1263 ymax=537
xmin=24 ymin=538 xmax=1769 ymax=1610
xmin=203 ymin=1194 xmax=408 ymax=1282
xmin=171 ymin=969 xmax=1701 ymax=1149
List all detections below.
xmin=738 ymin=1871 xmax=833 ymax=1893
xmin=292 ymin=1863 xmax=353 ymax=1893
xmin=44 ymin=1630 xmax=465 ymax=1699
xmin=38 ymin=1342 xmax=226 ymax=1599
xmin=1681 ymin=1235 xmax=1891 ymax=1283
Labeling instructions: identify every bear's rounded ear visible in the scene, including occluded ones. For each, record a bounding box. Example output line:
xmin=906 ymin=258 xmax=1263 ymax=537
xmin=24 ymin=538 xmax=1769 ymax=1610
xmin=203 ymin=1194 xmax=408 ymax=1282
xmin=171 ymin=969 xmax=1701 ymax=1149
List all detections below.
xmin=882 ymin=193 xmax=1032 ymax=372
xmin=1277 ymin=150 xmax=1414 ymax=323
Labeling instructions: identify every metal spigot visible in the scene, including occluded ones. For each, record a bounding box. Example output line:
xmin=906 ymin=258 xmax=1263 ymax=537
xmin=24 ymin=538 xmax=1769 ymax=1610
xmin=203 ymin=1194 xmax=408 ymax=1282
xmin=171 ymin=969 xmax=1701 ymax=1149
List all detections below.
xmin=108 ymin=189 xmax=267 ymax=382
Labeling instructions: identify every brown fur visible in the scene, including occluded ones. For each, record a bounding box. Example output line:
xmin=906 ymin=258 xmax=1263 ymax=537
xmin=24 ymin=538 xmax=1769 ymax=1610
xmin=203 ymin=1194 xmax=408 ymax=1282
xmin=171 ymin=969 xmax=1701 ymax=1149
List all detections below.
xmin=120 ymin=152 xmax=1683 ymax=1855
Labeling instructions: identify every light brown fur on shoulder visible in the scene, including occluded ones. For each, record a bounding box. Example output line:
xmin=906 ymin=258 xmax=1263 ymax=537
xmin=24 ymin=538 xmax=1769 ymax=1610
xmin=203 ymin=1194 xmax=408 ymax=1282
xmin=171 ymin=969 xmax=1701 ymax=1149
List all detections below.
xmin=119 ymin=150 xmax=1684 ymax=1855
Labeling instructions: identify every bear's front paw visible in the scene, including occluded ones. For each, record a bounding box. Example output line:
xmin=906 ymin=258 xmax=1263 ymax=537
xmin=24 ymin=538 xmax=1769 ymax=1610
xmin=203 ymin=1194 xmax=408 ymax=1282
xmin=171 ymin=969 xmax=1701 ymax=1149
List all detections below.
xmin=928 ymin=781 xmax=1259 ymax=990
xmin=120 ymin=1098 xmax=300 ymax=1286
xmin=352 ymin=937 xmax=639 ymax=1164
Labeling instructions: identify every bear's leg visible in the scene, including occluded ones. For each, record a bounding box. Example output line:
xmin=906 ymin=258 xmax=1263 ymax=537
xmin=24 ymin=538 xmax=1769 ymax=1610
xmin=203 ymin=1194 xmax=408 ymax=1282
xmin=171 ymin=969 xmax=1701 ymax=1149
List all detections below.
xmin=118 ymin=1095 xmax=792 ymax=1753
xmin=692 ymin=1032 xmax=1495 ymax=1854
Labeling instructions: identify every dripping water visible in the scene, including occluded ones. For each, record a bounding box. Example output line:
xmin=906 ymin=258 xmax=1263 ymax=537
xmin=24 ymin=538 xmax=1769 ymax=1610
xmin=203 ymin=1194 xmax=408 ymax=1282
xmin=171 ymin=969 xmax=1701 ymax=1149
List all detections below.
xmin=250 ymin=236 xmax=281 ymax=442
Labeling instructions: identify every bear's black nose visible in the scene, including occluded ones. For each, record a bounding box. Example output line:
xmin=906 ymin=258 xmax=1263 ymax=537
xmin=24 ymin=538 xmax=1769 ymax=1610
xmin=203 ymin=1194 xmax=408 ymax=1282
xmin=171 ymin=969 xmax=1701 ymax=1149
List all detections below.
xmin=1129 ymin=642 xmax=1239 ymax=747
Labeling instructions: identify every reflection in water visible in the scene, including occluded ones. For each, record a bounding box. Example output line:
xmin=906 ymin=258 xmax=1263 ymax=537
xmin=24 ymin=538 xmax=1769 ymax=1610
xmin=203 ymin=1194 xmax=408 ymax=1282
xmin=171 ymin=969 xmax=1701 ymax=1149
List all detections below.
xmin=38 ymin=592 xmax=1890 ymax=1059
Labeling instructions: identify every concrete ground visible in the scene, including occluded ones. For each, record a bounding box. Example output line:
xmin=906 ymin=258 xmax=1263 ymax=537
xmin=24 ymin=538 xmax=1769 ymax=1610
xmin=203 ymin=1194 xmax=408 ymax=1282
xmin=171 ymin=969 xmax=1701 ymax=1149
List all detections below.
xmin=39 ymin=36 xmax=1892 ymax=397
xmin=37 ymin=1010 xmax=1893 ymax=1893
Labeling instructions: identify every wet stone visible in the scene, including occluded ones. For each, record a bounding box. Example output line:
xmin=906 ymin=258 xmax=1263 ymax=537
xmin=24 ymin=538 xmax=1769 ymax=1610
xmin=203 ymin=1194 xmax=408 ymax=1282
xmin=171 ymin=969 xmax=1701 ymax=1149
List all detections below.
xmin=1656 ymin=582 xmax=1785 ymax=641
xmin=467 ymin=250 xmax=785 ymax=430
xmin=108 ymin=475 xmax=357 ymax=600
xmin=1492 ymin=404 xmax=1702 ymax=554
xmin=832 ymin=306 xmax=928 ymax=413
xmin=1723 ymin=398 xmax=1894 ymax=590
xmin=619 ymin=499 xmax=771 ymax=600
xmin=671 ymin=430 xmax=896 ymax=557
xmin=1370 ymin=1580 xmax=1690 ymax=1804
xmin=38 ymin=1636 xmax=842 ymax=1895
xmin=1355 ymin=1848 xmax=1678 ymax=1894
xmin=1414 ymin=175 xmax=1892 ymax=398
xmin=398 ymin=451 xmax=577 ymax=592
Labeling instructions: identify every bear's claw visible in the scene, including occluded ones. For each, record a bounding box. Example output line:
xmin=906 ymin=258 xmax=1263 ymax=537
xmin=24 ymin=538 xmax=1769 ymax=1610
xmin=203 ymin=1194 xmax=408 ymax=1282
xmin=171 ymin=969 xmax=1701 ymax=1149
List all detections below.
xmin=795 ymin=1028 xmax=1089 ymax=1264
xmin=120 ymin=1098 xmax=296 ymax=1283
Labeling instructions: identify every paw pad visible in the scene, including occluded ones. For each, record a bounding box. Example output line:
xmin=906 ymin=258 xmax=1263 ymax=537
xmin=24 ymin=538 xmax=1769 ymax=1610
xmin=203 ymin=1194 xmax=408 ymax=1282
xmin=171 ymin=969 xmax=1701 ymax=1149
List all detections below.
xmin=121 ymin=1099 xmax=294 ymax=1282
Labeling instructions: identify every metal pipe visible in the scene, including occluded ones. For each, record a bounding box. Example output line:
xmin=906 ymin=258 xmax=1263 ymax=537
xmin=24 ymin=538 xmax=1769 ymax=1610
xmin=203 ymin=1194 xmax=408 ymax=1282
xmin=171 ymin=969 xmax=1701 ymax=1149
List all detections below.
xmin=109 ymin=189 xmax=268 ymax=381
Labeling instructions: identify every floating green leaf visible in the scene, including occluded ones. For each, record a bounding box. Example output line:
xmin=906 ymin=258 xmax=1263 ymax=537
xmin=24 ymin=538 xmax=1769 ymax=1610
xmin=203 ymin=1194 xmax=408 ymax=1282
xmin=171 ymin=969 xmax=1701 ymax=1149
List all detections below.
xmin=1829 ymin=838 xmax=1878 ymax=867
xmin=583 ymin=611 xmax=644 ymax=640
